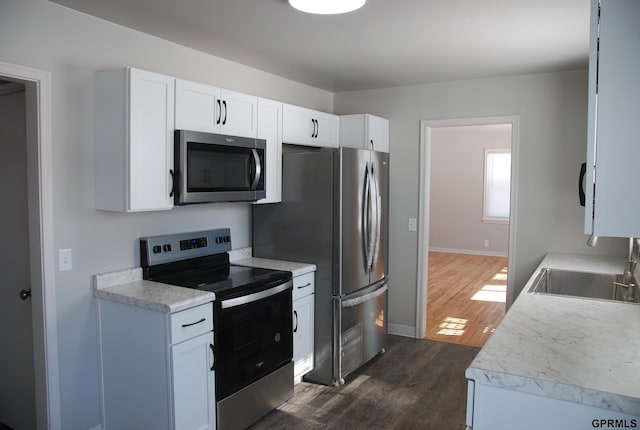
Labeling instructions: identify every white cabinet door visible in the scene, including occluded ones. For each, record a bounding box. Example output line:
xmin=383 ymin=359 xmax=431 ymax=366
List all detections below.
xmin=175 ymin=79 xmax=258 ymax=138
xmin=255 ymin=98 xmax=282 ymax=204
xmin=314 ymin=111 xmax=339 ymax=148
xmin=283 ymin=103 xmax=338 ymax=147
xmin=293 ymin=293 xmax=314 ymax=381
xmin=95 ymin=67 xmax=174 ymax=212
xmin=339 ymin=114 xmax=389 ymax=153
xmin=368 ymin=115 xmax=390 ymax=153
xmin=283 ymin=103 xmax=313 ymax=145
xmin=129 ymin=69 xmax=175 ymax=211
xmin=585 ymin=0 xmax=640 ymax=237
xmin=219 ymin=89 xmax=258 ymax=138
xmin=175 ymin=79 xmax=219 ymax=133
xmin=172 ymin=332 xmax=216 ymax=430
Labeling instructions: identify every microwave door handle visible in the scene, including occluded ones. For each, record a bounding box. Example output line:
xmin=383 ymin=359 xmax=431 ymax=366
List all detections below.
xmin=249 ymin=148 xmax=262 ymax=190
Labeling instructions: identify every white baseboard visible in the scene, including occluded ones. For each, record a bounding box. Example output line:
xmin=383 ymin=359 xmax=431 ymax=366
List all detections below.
xmin=428 ymin=247 xmax=508 ymax=258
xmin=388 ymin=323 xmax=416 ymax=338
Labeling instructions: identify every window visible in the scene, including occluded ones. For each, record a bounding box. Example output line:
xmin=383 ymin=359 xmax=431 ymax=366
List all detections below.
xmin=483 ymin=149 xmax=511 ymax=223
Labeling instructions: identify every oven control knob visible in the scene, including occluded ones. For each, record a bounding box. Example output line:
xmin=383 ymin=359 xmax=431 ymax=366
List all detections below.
xmin=215 ymin=237 xmax=221 ymax=244
xmin=152 ymin=245 xmax=162 ymax=254
xmin=225 ymin=235 xmax=230 ymax=243
xmin=163 ymin=244 xmax=172 ymax=252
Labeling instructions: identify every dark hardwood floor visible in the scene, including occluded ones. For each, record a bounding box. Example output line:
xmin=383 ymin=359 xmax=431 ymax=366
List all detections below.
xmin=250 ymin=335 xmax=479 ymax=430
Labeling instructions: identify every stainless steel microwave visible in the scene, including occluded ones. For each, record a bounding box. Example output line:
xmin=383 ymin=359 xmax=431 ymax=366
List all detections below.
xmin=173 ymin=130 xmax=266 ymax=204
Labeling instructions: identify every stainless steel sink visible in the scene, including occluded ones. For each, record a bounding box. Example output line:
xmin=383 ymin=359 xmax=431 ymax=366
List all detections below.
xmin=527 ymin=268 xmax=639 ymax=303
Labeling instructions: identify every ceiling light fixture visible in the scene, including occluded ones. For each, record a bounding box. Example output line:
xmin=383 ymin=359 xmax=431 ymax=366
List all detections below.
xmin=288 ymin=0 xmax=366 ymax=15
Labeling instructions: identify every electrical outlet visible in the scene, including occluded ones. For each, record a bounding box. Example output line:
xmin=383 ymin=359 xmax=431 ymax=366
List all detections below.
xmin=58 ymin=248 xmax=73 ymax=271
xmin=408 ymin=218 xmax=417 ymax=232
xmin=484 ymin=240 xmax=490 ymax=247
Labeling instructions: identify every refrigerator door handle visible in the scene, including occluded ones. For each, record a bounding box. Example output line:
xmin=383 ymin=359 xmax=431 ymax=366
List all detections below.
xmin=342 ymin=284 xmax=388 ymax=308
xmin=366 ymin=163 xmax=376 ymax=271
xmin=370 ymin=164 xmax=381 ymax=268
xmin=362 ymin=162 xmax=372 ymax=271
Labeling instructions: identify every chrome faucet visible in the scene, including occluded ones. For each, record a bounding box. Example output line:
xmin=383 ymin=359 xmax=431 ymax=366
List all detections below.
xmin=614 ymin=237 xmax=637 ymax=302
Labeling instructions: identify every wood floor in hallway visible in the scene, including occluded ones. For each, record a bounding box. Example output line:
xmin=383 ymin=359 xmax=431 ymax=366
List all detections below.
xmin=426 ymin=252 xmax=507 ymax=348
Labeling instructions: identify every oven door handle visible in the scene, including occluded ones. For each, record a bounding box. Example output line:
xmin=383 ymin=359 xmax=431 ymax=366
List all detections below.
xmin=220 ymin=280 xmax=292 ymax=309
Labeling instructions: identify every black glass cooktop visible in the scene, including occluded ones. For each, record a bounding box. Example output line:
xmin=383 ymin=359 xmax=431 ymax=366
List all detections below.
xmin=142 ymin=253 xmax=291 ymax=298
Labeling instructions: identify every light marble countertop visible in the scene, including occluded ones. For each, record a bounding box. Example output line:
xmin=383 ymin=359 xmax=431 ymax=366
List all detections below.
xmin=93 ymin=267 xmax=215 ymax=313
xmin=93 ymin=252 xmax=315 ymax=313
xmin=466 ymin=253 xmax=640 ymax=415
xmin=232 ymin=257 xmax=316 ymax=277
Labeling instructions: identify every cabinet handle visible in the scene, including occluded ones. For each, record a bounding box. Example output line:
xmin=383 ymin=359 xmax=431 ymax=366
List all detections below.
xmin=222 ymin=100 xmax=227 ymax=125
xmin=370 ymin=139 xmax=374 ymax=149
xmin=169 ymin=169 xmax=175 ymax=198
xmin=297 ymin=283 xmax=312 ymax=289
xmin=210 ymin=344 xmax=215 ymax=371
xmin=181 ymin=317 xmax=206 ymax=328
xmin=311 ymin=119 xmax=316 ymax=138
xmin=216 ymin=100 xmax=222 ymax=125
xmin=293 ymin=310 xmax=298 ymax=333
xmin=315 ymin=119 xmax=319 ymax=138
xmin=579 ymin=162 xmax=586 ymax=207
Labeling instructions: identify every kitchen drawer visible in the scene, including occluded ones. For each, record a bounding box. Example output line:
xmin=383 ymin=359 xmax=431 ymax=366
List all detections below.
xmin=170 ymin=303 xmax=213 ymax=344
xmin=293 ymin=272 xmax=315 ymax=301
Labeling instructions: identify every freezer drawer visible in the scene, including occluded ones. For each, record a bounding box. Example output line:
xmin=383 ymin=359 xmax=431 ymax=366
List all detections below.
xmin=340 ymin=282 xmax=388 ymax=379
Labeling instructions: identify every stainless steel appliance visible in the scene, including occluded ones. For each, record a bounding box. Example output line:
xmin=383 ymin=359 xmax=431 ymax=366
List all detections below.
xmin=140 ymin=228 xmax=293 ymax=430
xmin=173 ymin=130 xmax=266 ymax=204
xmin=252 ymin=146 xmax=389 ymax=386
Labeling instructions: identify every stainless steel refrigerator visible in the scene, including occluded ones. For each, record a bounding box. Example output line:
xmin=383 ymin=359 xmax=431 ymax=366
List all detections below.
xmin=252 ymin=145 xmax=389 ymax=386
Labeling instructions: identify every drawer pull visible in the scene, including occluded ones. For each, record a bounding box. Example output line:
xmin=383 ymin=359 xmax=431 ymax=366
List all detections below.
xmin=297 ymin=283 xmax=312 ymax=289
xmin=181 ymin=317 xmax=206 ymax=328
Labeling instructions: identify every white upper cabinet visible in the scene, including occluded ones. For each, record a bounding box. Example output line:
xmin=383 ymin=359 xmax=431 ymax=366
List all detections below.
xmin=175 ymin=78 xmax=257 ymax=138
xmin=585 ymin=0 xmax=640 ymax=237
xmin=255 ymin=98 xmax=283 ymax=204
xmin=95 ymin=67 xmax=175 ymax=212
xmin=282 ymin=103 xmax=339 ymax=147
xmin=339 ymin=114 xmax=389 ymax=153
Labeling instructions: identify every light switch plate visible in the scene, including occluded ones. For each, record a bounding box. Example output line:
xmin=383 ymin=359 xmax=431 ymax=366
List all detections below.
xmin=408 ymin=218 xmax=417 ymax=232
xmin=58 ymin=248 xmax=72 ymax=271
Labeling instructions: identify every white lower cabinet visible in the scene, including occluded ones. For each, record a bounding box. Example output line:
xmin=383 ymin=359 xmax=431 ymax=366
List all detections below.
xmin=466 ymin=381 xmax=639 ymax=430
xmin=98 ymin=300 xmax=215 ymax=430
xmin=292 ymin=272 xmax=315 ymax=382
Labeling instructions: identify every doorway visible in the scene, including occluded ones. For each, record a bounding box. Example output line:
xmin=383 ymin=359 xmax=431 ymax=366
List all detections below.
xmin=0 ymin=62 xmax=60 ymax=430
xmin=415 ymin=117 xmax=519 ymax=343
xmin=0 ymin=79 xmax=36 ymax=429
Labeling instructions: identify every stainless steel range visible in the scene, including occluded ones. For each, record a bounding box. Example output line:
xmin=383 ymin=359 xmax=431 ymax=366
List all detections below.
xmin=140 ymin=228 xmax=294 ymax=430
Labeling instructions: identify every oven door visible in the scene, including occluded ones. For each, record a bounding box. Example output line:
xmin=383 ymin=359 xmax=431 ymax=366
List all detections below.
xmin=174 ymin=130 xmax=266 ymax=204
xmin=215 ymin=280 xmax=293 ymax=400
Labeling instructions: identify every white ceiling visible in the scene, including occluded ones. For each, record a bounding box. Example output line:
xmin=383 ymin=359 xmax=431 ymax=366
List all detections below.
xmin=48 ymin=0 xmax=591 ymax=92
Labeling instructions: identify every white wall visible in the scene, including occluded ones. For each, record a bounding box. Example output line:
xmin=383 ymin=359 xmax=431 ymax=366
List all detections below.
xmin=0 ymin=1 xmax=334 ymax=429
xmin=429 ymin=124 xmax=511 ymax=256
xmin=334 ymin=70 xmax=626 ymax=333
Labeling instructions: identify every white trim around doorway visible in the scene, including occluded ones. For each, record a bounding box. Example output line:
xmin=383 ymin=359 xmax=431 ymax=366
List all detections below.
xmin=415 ymin=116 xmax=520 ymax=339
xmin=0 ymin=61 xmax=61 ymax=430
